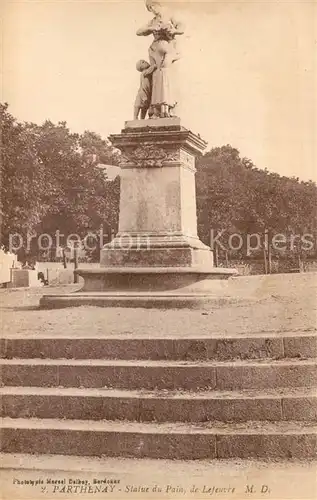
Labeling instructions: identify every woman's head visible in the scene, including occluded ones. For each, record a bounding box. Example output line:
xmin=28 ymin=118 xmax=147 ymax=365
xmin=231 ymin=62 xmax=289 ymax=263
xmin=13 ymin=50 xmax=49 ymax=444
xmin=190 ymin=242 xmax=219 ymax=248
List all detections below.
xmin=146 ymin=0 xmax=162 ymax=15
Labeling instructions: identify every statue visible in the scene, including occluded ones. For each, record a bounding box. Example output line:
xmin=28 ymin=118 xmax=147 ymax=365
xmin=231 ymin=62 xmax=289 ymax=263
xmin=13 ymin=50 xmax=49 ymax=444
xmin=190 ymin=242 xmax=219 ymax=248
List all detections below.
xmin=136 ymin=0 xmax=184 ymax=119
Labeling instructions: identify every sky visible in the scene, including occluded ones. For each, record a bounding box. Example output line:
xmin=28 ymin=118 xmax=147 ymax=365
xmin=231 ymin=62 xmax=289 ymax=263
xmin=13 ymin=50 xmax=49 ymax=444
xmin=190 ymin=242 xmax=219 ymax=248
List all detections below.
xmin=2 ymin=0 xmax=316 ymax=181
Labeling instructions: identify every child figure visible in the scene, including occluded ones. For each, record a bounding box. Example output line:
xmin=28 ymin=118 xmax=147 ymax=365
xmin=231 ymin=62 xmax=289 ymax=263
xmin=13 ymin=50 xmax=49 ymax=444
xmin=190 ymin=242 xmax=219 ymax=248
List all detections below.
xmin=134 ymin=59 xmax=156 ymax=119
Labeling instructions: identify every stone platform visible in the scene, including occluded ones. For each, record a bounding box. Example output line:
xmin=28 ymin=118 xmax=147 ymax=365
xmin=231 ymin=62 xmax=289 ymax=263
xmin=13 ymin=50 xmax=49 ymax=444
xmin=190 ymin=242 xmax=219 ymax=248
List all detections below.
xmin=39 ymin=267 xmax=237 ymax=309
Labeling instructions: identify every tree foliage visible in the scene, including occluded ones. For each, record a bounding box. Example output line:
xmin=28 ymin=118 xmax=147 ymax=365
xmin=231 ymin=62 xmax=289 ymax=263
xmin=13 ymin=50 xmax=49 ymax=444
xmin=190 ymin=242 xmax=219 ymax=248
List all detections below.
xmin=1 ymin=104 xmax=316 ymax=262
xmin=0 ymin=103 xmax=45 ymax=244
xmin=196 ymin=145 xmax=317 ymax=257
xmin=0 ymin=103 xmax=120 ymax=253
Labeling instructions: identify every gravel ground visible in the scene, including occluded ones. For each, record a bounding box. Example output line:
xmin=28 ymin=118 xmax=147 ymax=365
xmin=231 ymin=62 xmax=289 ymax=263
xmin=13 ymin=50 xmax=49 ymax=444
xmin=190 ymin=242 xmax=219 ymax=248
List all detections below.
xmin=1 ymin=273 xmax=316 ymax=337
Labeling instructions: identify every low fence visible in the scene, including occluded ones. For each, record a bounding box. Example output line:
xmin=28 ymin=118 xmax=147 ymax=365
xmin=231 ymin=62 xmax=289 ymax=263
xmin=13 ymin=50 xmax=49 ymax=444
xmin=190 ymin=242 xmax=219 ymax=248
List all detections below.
xmin=36 ymin=262 xmax=99 ymax=285
xmin=221 ymin=259 xmax=317 ymax=275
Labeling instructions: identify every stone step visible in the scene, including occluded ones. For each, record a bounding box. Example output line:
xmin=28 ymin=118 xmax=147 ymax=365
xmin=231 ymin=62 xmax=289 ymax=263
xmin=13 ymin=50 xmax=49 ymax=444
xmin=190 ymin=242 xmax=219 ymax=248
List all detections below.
xmin=1 ymin=387 xmax=316 ymax=422
xmin=1 ymin=333 xmax=316 ymax=360
xmin=1 ymin=418 xmax=316 ymax=459
xmin=1 ymin=358 xmax=316 ymax=390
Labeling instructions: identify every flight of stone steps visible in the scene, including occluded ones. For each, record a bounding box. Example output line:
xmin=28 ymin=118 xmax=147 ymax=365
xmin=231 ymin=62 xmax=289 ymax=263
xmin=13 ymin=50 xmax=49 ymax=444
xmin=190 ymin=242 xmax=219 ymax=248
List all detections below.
xmin=0 ymin=332 xmax=316 ymax=459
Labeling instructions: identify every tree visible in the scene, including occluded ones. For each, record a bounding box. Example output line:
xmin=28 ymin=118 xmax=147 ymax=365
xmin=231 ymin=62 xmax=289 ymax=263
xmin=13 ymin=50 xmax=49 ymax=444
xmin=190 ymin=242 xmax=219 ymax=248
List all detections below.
xmin=1 ymin=104 xmax=120 ymax=257
xmin=196 ymin=144 xmax=317 ymax=261
xmin=28 ymin=121 xmax=121 ymax=258
xmin=0 ymin=103 xmax=46 ymax=250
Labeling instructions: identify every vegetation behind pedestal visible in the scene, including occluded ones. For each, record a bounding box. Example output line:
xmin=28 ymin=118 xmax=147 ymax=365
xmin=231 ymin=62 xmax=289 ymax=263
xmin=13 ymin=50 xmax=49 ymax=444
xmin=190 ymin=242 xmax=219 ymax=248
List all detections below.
xmin=1 ymin=104 xmax=316 ymax=265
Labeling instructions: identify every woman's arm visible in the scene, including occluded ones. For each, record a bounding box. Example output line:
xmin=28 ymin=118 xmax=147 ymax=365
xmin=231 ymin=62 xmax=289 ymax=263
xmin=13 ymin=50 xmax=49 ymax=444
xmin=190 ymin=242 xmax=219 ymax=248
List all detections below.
xmin=136 ymin=25 xmax=153 ymax=36
xmin=136 ymin=20 xmax=156 ymax=36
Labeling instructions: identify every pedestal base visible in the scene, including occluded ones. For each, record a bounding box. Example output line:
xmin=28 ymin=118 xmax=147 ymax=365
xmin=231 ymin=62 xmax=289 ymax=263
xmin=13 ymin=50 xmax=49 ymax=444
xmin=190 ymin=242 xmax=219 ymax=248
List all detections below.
xmin=39 ymin=267 xmax=238 ymax=309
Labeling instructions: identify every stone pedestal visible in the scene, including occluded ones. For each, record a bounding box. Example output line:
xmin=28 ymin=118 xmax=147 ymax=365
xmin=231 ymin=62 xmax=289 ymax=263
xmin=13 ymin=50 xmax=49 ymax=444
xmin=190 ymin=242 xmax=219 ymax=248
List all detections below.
xmin=101 ymin=118 xmax=213 ymax=268
xmin=40 ymin=118 xmax=237 ymax=309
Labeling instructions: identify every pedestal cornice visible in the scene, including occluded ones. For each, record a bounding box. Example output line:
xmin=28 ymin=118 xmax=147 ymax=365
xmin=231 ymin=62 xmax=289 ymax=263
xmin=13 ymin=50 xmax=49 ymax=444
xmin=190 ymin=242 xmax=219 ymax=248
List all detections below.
xmin=109 ymin=128 xmax=207 ymax=157
xmin=109 ymin=119 xmax=207 ymax=172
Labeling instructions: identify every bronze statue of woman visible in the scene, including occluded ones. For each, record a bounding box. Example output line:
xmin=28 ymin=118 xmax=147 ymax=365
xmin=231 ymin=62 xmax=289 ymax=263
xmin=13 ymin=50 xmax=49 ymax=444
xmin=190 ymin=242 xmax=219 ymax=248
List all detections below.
xmin=136 ymin=0 xmax=184 ymax=118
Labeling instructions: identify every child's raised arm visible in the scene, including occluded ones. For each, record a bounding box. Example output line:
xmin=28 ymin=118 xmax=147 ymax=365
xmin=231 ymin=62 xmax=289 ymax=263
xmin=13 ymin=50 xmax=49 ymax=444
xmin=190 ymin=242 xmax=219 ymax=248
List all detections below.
xmin=143 ymin=64 xmax=157 ymax=76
